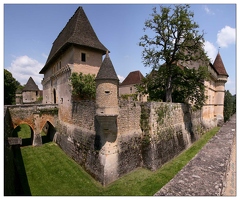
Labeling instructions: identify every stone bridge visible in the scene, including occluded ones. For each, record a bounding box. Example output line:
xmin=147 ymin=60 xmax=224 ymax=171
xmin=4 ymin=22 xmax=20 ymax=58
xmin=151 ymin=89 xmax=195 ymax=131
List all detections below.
xmin=5 ymin=104 xmax=59 ymax=146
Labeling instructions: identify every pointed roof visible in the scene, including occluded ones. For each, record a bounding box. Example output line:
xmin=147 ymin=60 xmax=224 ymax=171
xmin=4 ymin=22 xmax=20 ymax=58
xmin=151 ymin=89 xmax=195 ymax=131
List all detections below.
xmin=212 ymin=53 xmax=228 ymax=77
xmin=95 ymin=52 xmax=119 ymax=81
xmin=40 ymin=6 xmax=108 ymax=74
xmin=120 ymin=70 xmax=144 ymax=86
xmin=22 ymin=77 xmax=39 ymax=91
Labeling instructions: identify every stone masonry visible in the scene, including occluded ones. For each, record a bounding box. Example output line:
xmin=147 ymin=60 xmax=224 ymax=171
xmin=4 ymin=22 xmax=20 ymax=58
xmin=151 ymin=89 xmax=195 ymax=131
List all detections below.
xmin=53 ymin=99 xmax=206 ymax=185
xmin=154 ymin=114 xmax=236 ymax=196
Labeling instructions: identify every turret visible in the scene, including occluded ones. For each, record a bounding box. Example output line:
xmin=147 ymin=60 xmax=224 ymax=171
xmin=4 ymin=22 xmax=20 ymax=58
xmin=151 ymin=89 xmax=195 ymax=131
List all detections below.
xmin=95 ymin=52 xmax=119 ymax=116
xmin=95 ymin=52 xmax=120 ymax=186
xmin=212 ymin=52 xmax=228 ymax=126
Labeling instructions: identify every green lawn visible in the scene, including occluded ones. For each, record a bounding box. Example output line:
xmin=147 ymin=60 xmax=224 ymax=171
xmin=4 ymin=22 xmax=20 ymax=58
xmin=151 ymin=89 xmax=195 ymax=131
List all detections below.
xmin=14 ymin=125 xmax=220 ymax=196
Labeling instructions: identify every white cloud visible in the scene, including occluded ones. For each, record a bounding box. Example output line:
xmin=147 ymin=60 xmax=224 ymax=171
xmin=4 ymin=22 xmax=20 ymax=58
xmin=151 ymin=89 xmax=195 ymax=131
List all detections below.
xmin=204 ymin=5 xmax=215 ymax=15
xmin=204 ymin=41 xmax=217 ymax=63
xmin=217 ymin=26 xmax=236 ymax=48
xmin=7 ymin=55 xmax=44 ymax=90
xmin=118 ymin=75 xmax=125 ymax=83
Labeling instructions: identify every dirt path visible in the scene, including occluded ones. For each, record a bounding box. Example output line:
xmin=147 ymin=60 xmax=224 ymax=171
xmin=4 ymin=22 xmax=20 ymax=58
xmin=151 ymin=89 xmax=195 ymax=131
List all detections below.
xmin=223 ymin=134 xmax=236 ymax=196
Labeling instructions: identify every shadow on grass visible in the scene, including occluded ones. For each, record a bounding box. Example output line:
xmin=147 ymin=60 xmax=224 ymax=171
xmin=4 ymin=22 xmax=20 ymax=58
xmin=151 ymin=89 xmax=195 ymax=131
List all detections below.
xmin=13 ymin=146 xmax=31 ymax=196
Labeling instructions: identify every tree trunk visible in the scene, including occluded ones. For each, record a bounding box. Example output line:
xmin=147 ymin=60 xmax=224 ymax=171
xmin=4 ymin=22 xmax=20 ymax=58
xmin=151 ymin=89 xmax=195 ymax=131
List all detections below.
xmin=165 ymin=75 xmax=172 ymax=102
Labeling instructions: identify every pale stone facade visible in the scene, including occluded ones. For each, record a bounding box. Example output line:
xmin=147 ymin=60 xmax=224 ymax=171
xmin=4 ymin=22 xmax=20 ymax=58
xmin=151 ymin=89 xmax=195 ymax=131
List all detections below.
xmin=119 ymin=70 xmax=148 ymax=101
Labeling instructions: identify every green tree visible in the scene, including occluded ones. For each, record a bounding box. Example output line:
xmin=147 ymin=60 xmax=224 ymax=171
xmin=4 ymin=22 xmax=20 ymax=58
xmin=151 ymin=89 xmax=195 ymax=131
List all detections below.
xmin=136 ymin=65 xmax=209 ymax=109
xmin=69 ymin=72 xmax=96 ymax=100
xmin=232 ymin=94 xmax=236 ymax=114
xmin=4 ymin=69 xmax=20 ymax=105
xmin=224 ymin=90 xmax=234 ymax=122
xmin=139 ymin=4 xmax=209 ymax=104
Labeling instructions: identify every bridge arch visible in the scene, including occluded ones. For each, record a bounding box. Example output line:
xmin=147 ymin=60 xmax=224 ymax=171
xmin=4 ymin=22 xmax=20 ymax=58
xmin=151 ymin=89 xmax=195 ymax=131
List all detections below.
xmin=12 ymin=120 xmax=35 ymax=133
xmin=41 ymin=121 xmax=57 ymax=143
xmin=12 ymin=123 xmax=34 ymax=146
xmin=6 ymin=105 xmax=59 ymax=146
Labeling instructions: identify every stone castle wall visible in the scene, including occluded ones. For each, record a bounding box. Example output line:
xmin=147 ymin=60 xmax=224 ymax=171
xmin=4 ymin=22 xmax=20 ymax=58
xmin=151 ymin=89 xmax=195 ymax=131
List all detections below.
xmin=4 ymin=107 xmax=17 ymax=195
xmin=140 ymin=102 xmax=203 ymax=170
xmin=54 ymin=100 xmax=206 ymax=185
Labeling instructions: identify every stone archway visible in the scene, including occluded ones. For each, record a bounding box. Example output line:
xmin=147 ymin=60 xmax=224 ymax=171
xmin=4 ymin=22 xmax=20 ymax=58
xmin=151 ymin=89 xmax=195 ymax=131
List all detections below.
xmin=12 ymin=123 xmax=34 ymax=146
xmin=41 ymin=121 xmax=57 ymax=143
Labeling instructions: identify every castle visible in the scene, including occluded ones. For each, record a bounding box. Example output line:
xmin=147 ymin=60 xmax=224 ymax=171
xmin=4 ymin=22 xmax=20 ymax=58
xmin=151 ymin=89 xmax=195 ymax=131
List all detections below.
xmin=15 ymin=6 xmax=228 ymax=186
xmin=15 ymin=77 xmax=43 ymax=105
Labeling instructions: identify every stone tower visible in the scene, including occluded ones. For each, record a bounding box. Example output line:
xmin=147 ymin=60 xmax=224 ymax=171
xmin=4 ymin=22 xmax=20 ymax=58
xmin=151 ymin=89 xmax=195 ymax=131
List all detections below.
xmin=95 ymin=51 xmax=119 ymax=116
xmin=95 ymin=52 xmax=120 ymax=186
xmin=212 ymin=52 xmax=228 ymax=126
xmin=39 ymin=6 xmax=108 ymax=122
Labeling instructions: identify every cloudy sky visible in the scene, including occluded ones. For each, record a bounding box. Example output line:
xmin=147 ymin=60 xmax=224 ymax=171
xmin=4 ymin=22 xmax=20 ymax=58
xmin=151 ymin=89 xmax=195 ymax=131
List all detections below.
xmin=3 ymin=1 xmax=237 ymax=95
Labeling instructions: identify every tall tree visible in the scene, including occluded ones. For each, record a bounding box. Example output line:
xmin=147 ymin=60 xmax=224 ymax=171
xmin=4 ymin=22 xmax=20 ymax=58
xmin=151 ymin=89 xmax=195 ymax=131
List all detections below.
xmin=224 ymin=90 xmax=234 ymax=122
xmin=4 ymin=69 xmax=20 ymax=105
xmin=139 ymin=4 xmax=209 ymax=103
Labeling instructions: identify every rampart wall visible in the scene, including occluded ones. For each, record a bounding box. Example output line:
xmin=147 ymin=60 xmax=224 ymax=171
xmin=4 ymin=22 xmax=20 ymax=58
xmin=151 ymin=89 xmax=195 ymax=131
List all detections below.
xmin=4 ymin=107 xmax=17 ymax=195
xmin=54 ymin=100 xmax=206 ymax=185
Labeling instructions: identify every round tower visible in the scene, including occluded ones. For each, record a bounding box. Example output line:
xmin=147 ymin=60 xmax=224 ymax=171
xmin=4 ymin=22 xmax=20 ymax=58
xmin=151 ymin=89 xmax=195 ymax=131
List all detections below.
xmin=95 ymin=52 xmax=120 ymax=186
xmin=212 ymin=52 xmax=228 ymax=126
xmin=95 ymin=52 xmax=119 ymax=116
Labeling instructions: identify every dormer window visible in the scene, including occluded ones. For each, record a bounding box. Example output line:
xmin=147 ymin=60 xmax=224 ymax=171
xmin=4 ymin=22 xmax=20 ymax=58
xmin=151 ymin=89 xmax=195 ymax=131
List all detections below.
xmin=81 ymin=53 xmax=86 ymax=62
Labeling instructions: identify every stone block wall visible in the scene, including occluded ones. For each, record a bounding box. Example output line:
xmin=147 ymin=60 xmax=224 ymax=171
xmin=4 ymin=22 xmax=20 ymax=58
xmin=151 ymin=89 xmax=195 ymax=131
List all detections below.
xmin=4 ymin=107 xmax=17 ymax=195
xmin=140 ymin=102 xmax=203 ymax=171
xmin=71 ymin=101 xmax=96 ymax=130
xmin=55 ymin=122 xmax=104 ymax=183
xmin=53 ymin=100 xmax=205 ymax=185
xmin=117 ymin=100 xmax=143 ymax=177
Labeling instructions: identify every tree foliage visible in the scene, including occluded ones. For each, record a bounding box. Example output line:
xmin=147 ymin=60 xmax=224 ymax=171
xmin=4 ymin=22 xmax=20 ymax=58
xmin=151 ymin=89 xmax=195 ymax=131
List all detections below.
xmin=139 ymin=4 xmax=209 ymax=104
xmin=4 ymin=69 xmax=21 ymax=105
xmin=69 ymin=72 xmax=96 ymax=100
xmin=136 ymin=65 xmax=209 ymax=109
xmin=224 ymin=90 xmax=235 ymax=122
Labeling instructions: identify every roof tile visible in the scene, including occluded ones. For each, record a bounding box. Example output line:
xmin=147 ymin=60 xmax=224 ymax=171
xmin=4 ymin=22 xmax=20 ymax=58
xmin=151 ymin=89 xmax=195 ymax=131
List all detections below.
xmin=40 ymin=6 xmax=108 ymax=73
xmin=22 ymin=77 xmax=39 ymax=91
xmin=95 ymin=52 xmax=118 ymax=81
xmin=213 ymin=53 xmax=228 ymax=76
xmin=120 ymin=70 xmax=144 ymax=86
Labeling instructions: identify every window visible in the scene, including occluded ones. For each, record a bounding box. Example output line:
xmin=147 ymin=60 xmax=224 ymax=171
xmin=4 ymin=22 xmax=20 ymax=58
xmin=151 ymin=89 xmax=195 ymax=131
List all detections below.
xmin=130 ymin=87 xmax=132 ymax=93
xmin=81 ymin=53 xmax=86 ymax=62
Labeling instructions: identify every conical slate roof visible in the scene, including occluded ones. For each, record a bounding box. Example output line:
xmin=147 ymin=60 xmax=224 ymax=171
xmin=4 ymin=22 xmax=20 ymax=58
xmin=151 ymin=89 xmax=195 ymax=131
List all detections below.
xmin=213 ymin=53 xmax=228 ymax=76
xmin=120 ymin=70 xmax=144 ymax=86
xmin=40 ymin=6 xmax=108 ymax=74
xmin=95 ymin=52 xmax=119 ymax=81
xmin=22 ymin=77 xmax=39 ymax=91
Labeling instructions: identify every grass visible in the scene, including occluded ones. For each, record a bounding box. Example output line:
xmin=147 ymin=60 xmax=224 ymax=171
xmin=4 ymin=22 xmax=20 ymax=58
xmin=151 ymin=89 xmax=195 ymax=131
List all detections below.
xmin=14 ymin=125 xmax=220 ymax=196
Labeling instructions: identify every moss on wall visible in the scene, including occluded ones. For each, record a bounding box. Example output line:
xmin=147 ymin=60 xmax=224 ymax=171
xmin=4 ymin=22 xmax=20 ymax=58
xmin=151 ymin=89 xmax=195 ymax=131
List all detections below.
xmin=39 ymin=107 xmax=58 ymax=116
xmin=140 ymin=103 xmax=151 ymax=147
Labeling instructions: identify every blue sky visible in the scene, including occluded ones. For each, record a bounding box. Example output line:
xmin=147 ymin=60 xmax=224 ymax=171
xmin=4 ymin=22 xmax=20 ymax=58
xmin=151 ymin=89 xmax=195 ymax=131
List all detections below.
xmin=3 ymin=1 xmax=237 ymax=95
